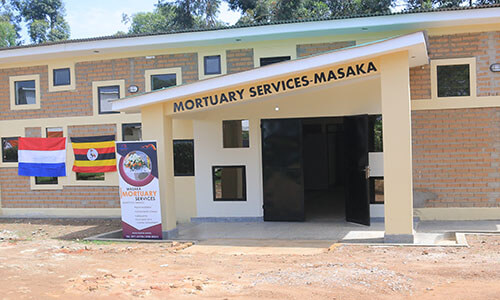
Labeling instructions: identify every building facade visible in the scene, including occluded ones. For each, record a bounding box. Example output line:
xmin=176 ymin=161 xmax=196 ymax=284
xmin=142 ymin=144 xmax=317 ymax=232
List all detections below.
xmin=1 ymin=6 xmax=500 ymax=241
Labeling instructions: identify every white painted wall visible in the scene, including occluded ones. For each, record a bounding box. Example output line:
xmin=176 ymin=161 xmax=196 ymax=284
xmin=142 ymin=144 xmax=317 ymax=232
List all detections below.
xmin=192 ymin=77 xmax=382 ymax=218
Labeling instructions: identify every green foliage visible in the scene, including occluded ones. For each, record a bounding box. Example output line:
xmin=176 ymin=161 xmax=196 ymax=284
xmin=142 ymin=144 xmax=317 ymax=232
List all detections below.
xmin=405 ymin=0 xmax=499 ymax=9
xmin=124 ymin=0 xmax=225 ymax=34
xmin=14 ymin=0 xmax=70 ymax=44
xmin=0 ymin=19 xmax=16 ymax=47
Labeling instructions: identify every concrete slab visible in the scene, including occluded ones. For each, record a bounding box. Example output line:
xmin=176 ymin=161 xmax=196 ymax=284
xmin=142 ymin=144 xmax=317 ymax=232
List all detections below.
xmin=182 ymin=239 xmax=333 ymax=255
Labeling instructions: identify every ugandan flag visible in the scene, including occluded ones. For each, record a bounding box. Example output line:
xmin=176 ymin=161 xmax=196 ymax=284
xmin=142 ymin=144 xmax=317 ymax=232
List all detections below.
xmin=70 ymin=135 xmax=116 ymax=173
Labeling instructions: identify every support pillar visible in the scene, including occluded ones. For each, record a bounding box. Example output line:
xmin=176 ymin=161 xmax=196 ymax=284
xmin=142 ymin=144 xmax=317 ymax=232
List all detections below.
xmin=380 ymin=51 xmax=415 ymax=243
xmin=141 ymin=104 xmax=177 ymax=239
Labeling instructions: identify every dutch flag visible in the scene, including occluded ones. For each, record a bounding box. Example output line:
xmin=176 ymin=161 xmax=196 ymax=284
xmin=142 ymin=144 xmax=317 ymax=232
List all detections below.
xmin=18 ymin=137 xmax=67 ymax=177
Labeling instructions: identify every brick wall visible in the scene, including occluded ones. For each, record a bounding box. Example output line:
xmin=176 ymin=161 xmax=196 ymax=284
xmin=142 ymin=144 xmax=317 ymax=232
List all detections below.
xmin=226 ymin=49 xmax=254 ymax=74
xmin=68 ymin=124 xmax=116 ymax=138
xmin=410 ymin=31 xmax=500 ymax=99
xmin=0 ymin=168 xmax=119 ymax=208
xmin=25 ymin=127 xmax=41 ymax=138
xmin=412 ymin=107 xmax=500 ymax=208
xmin=296 ymin=41 xmax=356 ymax=57
xmin=0 ymin=53 xmax=198 ymax=121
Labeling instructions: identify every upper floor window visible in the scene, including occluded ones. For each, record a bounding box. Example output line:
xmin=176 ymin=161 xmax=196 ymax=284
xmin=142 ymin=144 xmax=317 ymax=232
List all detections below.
xmin=431 ymin=58 xmax=476 ymax=99
xmin=53 ymin=68 xmax=71 ymax=86
xmin=437 ymin=64 xmax=470 ymax=97
xmin=204 ymin=55 xmax=221 ymax=75
xmin=15 ymin=80 xmax=36 ymax=105
xmin=98 ymin=85 xmax=120 ymax=114
xmin=151 ymin=74 xmax=176 ymax=91
xmin=145 ymin=68 xmax=182 ymax=92
xmin=259 ymin=56 xmax=291 ymax=67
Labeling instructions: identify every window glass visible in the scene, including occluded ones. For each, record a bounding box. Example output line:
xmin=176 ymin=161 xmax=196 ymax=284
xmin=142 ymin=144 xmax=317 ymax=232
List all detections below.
xmin=35 ymin=177 xmax=58 ymax=185
xmin=204 ymin=55 xmax=221 ymax=75
xmin=98 ymin=85 xmax=120 ymax=114
xmin=370 ymin=178 xmax=384 ymax=204
xmin=212 ymin=166 xmax=246 ymax=201
xmin=122 ymin=123 xmax=142 ymax=141
xmin=46 ymin=127 xmax=63 ymax=138
xmin=76 ymin=172 xmax=105 ymax=181
xmin=259 ymin=56 xmax=291 ymax=67
xmin=151 ymin=74 xmax=176 ymax=91
xmin=53 ymin=68 xmax=70 ymax=86
xmin=2 ymin=137 xmax=18 ymax=162
xmin=437 ymin=64 xmax=470 ymax=97
xmin=173 ymin=140 xmax=194 ymax=176
xmin=223 ymin=120 xmax=249 ymax=148
xmin=15 ymin=80 xmax=36 ymax=105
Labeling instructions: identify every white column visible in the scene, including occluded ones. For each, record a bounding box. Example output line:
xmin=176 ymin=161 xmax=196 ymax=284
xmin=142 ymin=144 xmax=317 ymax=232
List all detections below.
xmin=380 ymin=51 xmax=414 ymax=243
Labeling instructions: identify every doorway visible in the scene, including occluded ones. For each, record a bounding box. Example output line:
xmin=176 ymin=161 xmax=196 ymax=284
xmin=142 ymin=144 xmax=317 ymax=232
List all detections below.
xmin=261 ymin=115 xmax=370 ymax=225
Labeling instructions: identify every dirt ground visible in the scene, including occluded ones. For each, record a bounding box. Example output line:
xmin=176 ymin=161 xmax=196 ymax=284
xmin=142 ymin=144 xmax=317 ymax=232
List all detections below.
xmin=0 ymin=219 xmax=499 ymax=300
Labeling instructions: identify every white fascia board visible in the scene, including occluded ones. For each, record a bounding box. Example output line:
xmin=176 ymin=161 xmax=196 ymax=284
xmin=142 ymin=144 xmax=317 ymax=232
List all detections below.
xmin=0 ymin=7 xmax=498 ymax=63
xmin=113 ymin=31 xmax=428 ymax=113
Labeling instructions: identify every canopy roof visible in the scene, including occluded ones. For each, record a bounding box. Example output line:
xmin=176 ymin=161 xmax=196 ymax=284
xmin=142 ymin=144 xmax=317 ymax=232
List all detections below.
xmin=113 ymin=31 xmax=428 ymax=114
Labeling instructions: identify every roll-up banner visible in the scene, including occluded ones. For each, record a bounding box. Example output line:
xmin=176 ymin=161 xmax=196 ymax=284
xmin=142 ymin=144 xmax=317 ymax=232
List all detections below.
xmin=116 ymin=141 xmax=162 ymax=239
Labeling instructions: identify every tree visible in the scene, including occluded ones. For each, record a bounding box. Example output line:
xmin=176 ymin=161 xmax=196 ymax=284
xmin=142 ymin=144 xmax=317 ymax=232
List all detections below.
xmin=405 ymin=0 xmax=499 ymax=9
xmin=231 ymin=0 xmax=392 ymax=24
xmin=0 ymin=0 xmax=21 ymax=46
xmin=13 ymin=0 xmax=69 ymax=44
xmin=124 ymin=0 xmax=225 ymax=34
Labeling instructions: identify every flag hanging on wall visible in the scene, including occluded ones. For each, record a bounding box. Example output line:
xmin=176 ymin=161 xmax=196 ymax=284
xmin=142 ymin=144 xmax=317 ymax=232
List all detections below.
xmin=70 ymin=135 xmax=116 ymax=173
xmin=18 ymin=137 xmax=67 ymax=177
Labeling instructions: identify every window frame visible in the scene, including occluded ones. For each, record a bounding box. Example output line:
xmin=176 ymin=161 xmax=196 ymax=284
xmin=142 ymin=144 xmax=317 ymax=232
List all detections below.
xmin=173 ymin=139 xmax=195 ymax=177
xmin=9 ymin=74 xmax=40 ymax=110
xmin=431 ymin=57 xmax=476 ymax=100
xmin=212 ymin=165 xmax=247 ymax=202
xmin=48 ymin=62 xmax=75 ymax=92
xmin=198 ymin=51 xmax=226 ymax=80
xmin=259 ymin=56 xmax=291 ymax=67
xmin=145 ymin=68 xmax=182 ymax=92
xmin=204 ymin=55 xmax=222 ymax=75
xmin=53 ymin=67 xmax=71 ymax=87
xmin=254 ymin=45 xmax=296 ymax=67
xmin=97 ymin=85 xmax=121 ymax=114
xmin=92 ymin=80 xmax=125 ymax=116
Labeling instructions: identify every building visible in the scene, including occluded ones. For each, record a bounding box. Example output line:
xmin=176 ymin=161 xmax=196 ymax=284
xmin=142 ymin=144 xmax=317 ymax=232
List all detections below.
xmin=1 ymin=5 xmax=500 ymax=242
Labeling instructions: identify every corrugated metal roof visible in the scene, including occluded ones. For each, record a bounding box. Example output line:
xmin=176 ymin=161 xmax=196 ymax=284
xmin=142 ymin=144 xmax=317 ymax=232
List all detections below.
xmin=1 ymin=4 xmax=499 ymax=52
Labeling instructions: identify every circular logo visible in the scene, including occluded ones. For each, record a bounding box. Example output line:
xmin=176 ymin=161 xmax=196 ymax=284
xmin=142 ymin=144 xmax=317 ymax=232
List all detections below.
xmin=87 ymin=148 xmax=98 ymax=161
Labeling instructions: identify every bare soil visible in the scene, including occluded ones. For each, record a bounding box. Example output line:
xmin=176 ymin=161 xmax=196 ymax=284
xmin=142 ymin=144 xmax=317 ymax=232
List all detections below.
xmin=0 ymin=218 xmax=499 ymax=300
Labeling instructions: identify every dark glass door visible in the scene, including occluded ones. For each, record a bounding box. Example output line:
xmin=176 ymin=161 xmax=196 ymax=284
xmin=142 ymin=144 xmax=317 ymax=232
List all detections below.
xmin=344 ymin=115 xmax=370 ymax=226
xmin=261 ymin=118 xmax=305 ymax=221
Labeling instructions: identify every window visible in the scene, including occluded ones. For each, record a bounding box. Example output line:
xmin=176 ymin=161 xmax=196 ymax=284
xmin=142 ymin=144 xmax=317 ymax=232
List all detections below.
xmin=53 ymin=68 xmax=70 ymax=86
xmin=76 ymin=172 xmax=104 ymax=181
xmin=173 ymin=140 xmax=194 ymax=176
xmin=98 ymin=85 xmax=120 ymax=114
xmin=259 ymin=56 xmax=291 ymax=67
xmin=151 ymin=74 xmax=176 ymax=91
xmin=35 ymin=177 xmax=58 ymax=185
xmin=15 ymin=80 xmax=36 ymax=105
xmin=2 ymin=137 xmax=18 ymax=163
xmin=437 ymin=64 xmax=470 ymax=97
xmin=370 ymin=178 xmax=384 ymax=204
xmin=212 ymin=166 xmax=246 ymax=201
xmin=122 ymin=123 xmax=142 ymax=141
xmin=223 ymin=120 xmax=249 ymax=148
xmin=204 ymin=55 xmax=221 ymax=75
xmin=46 ymin=127 xmax=63 ymax=138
